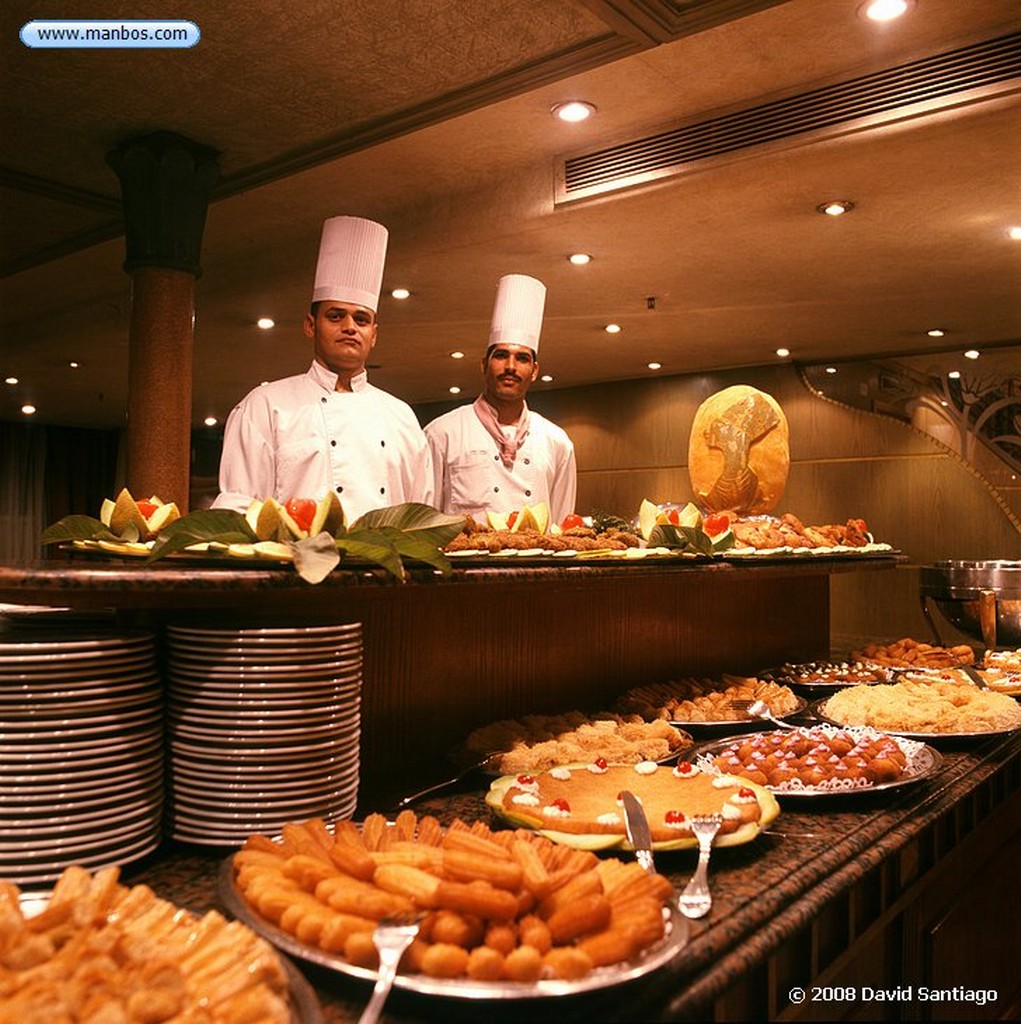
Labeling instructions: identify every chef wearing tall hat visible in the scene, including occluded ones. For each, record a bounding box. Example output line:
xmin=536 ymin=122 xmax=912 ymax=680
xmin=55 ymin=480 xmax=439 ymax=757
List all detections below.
xmin=213 ymin=215 xmax=433 ymax=521
xmin=424 ymin=273 xmax=576 ymax=524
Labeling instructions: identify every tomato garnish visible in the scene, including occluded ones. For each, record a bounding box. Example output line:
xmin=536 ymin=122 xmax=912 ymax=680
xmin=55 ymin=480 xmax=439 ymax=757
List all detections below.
xmin=704 ymin=512 xmax=731 ymax=536
xmin=560 ymin=513 xmax=585 ymax=530
xmin=593 ymin=757 xmax=608 ymax=770
xmin=665 ymin=810 xmax=686 ymax=824
xmin=666 ymin=508 xmax=680 ymax=525
xmin=516 ymin=774 xmax=535 ymax=785
xmin=506 ymin=510 xmax=518 ymax=528
xmin=136 ymin=499 xmax=158 ymax=519
xmin=551 ymin=797 xmax=570 ymax=812
xmin=738 ymin=787 xmax=755 ymax=798
xmin=285 ymin=497 xmax=317 ymax=533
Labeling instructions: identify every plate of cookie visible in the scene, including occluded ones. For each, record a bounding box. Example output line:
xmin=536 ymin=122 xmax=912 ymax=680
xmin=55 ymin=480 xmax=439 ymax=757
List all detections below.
xmin=762 ymin=660 xmax=895 ymax=691
xmin=485 ymin=759 xmax=780 ymax=851
xmin=221 ymin=811 xmax=689 ymax=998
xmin=689 ymin=726 xmax=942 ymax=797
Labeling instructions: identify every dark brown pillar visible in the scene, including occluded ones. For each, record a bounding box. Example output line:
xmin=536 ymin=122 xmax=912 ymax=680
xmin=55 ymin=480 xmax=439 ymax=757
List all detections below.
xmin=107 ymin=132 xmax=219 ymax=510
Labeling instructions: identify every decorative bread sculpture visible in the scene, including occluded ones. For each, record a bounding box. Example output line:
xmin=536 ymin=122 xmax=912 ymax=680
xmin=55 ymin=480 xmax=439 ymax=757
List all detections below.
xmin=688 ymin=385 xmax=790 ymax=514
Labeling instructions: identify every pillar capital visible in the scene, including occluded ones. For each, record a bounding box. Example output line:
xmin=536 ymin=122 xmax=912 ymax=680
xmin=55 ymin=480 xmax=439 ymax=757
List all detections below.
xmin=106 ymin=131 xmax=219 ymax=276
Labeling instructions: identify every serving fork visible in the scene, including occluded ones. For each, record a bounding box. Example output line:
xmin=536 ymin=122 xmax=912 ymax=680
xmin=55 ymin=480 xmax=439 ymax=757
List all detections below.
xmin=357 ymin=913 xmax=423 ymax=1024
xmin=678 ymin=813 xmax=723 ymax=919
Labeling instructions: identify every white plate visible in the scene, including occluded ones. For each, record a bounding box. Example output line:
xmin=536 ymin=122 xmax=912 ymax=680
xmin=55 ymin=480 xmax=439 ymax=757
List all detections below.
xmin=2 ymin=767 xmax=164 ymax=805
xmin=2 ymin=831 xmax=162 ymax=885
xmin=0 ymin=701 xmax=161 ymax=733
xmin=167 ymin=624 xmax=361 ymax=641
xmin=0 ymin=683 xmax=160 ymax=713
xmin=0 ymin=733 xmax=163 ymax=765
xmin=170 ymin=752 xmax=359 ymax=779
xmin=0 ymin=813 xmax=162 ymax=856
xmin=167 ymin=641 xmax=362 ymax=664
xmin=0 ymin=792 xmax=163 ymax=832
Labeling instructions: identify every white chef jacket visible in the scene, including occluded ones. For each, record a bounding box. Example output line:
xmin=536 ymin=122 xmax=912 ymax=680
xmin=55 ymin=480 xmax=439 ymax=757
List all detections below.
xmin=213 ymin=361 xmax=433 ymax=523
xmin=424 ymin=402 xmax=576 ymax=525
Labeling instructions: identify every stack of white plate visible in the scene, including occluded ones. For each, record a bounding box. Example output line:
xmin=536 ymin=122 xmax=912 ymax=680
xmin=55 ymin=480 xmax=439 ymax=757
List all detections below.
xmin=164 ymin=623 xmax=362 ymax=845
xmin=0 ymin=628 xmax=163 ymax=885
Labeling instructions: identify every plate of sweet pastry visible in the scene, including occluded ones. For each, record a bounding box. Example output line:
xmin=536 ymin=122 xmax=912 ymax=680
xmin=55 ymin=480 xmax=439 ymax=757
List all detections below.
xmin=689 ymin=725 xmax=942 ymax=797
xmin=222 ymin=811 xmax=689 ymax=998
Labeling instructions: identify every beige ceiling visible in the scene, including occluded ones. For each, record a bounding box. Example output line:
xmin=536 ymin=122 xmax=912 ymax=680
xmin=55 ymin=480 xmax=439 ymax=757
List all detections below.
xmin=2 ymin=0 xmax=1019 ymax=429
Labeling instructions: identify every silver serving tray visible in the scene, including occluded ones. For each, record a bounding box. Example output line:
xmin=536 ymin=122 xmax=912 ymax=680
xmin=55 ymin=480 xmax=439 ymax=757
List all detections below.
xmin=218 ymin=857 xmax=688 ymax=999
xmin=668 ymin=694 xmax=808 ymax=731
xmin=812 ymin=696 xmax=1021 ymax=741
xmin=689 ymin=728 xmax=944 ymax=798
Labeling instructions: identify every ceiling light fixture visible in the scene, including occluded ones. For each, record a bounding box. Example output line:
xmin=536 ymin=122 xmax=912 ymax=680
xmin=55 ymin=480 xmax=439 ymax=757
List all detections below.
xmin=647 ymin=362 xmax=662 ymax=370
xmin=391 ymin=287 xmax=410 ymax=300
xmin=776 ymin=347 xmax=791 ymax=358
xmin=964 ymin=349 xmax=980 ymax=360
xmin=69 ymin=361 xmax=79 ymax=368
xmin=553 ymin=101 xmax=596 ymax=123
xmin=256 ymin=317 xmax=275 ymax=330
xmin=825 ymin=366 xmax=837 ymax=374
xmin=449 ymin=386 xmax=461 ymax=395
xmin=927 ymin=328 xmax=946 ymax=337
xmin=204 ymin=416 xmax=217 ymax=427
xmin=568 ymin=253 xmax=592 ymax=265
xmin=5 ymin=377 xmax=18 ymax=385
xmin=21 ymin=404 xmax=36 ymax=415
xmin=604 ymin=323 xmax=622 ymax=334
xmin=862 ymin=0 xmax=912 ymax=22
xmin=540 ymin=374 xmax=553 ymax=382
xmin=1009 ymin=226 xmax=1021 ymax=240
xmin=450 ymin=350 xmax=465 ymax=359
xmin=948 ymin=370 xmax=961 ymax=380
xmin=816 ymin=200 xmax=855 ymax=216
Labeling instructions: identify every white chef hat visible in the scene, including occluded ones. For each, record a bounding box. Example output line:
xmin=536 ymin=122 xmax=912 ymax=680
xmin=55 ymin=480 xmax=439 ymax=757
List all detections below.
xmin=488 ymin=273 xmax=546 ymax=353
xmin=312 ymin=215 xmax=389 ymax=312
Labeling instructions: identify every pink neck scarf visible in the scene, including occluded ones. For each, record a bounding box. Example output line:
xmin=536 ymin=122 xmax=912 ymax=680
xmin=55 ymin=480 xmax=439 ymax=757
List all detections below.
xmin=473 ymin=395 xmax=530 ymax=467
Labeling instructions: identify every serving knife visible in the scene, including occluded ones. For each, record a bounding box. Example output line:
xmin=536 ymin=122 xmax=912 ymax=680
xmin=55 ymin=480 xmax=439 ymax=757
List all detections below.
xmin=620 ymin=790 xmax=656 ymax=874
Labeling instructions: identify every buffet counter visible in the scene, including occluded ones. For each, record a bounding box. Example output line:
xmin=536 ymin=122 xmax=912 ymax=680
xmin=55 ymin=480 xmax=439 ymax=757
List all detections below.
xmin=124 ymin=729 xmax=1021 ymax=1023
xmin=0 ymin=555 xmax=898 ymax=804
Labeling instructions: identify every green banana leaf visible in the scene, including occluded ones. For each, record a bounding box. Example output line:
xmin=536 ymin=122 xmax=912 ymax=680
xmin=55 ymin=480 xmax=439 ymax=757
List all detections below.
xmin=336 ymin=529 xmax=406 ymax=581
xmin=371 ymin=525 xmax=454 ymax=575
xmin=147 ymin=510 xmax=257 ymax=562
xmin=647 ymin=522 xmax=715 ymax=556
xmin=40 ymin=515 xmax=118 ymax=545
xmin=354 ymin=502 xmax=464 ymax=540
xmin=291 ymin=532 xmax=340 ymax=583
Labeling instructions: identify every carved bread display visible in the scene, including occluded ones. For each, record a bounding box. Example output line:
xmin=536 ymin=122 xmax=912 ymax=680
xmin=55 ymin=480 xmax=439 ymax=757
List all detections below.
xmin=688 ymin=385 xmax=790 ymax=515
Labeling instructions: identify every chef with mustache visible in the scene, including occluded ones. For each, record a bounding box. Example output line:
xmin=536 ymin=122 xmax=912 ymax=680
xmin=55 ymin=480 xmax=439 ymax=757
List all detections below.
xmin=424 ymin=273 xmax=576 ymax=524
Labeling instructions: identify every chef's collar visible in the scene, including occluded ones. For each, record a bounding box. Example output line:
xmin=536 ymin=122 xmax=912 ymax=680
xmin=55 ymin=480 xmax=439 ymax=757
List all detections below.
xmin=309 ymin=360 xmax=368 ymax=393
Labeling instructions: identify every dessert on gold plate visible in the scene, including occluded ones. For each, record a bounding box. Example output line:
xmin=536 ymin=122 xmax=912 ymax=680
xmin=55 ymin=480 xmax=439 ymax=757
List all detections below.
xmin=229 ymin=812 xmax=676 ymax=987
xmin=0 ymin=865 xmax=293 ymax=1023
xmin=486 ymin=759 xmax=779 ymax=850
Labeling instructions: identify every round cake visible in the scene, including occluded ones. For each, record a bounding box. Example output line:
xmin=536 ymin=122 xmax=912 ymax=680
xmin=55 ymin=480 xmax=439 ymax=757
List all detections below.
xmin=487 ymin=759 xmax=779 ymax=848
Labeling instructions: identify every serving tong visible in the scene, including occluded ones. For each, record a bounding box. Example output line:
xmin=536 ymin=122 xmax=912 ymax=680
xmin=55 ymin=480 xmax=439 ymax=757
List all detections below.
xmin=620 ymin=790 xmax=723 ymax=920
xmin=733 ymin=698 xmax=799 ymax=729
xmin=393 ymin=753 xmax=500 ymax=810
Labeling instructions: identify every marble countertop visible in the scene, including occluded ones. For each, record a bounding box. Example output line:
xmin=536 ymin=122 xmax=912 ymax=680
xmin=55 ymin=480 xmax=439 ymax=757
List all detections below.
xmin=121 ymin=730 xmax=1020 ymax=1023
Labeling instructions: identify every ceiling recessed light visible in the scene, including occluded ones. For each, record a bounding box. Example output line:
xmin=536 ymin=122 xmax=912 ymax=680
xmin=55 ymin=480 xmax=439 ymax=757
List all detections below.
xmin=540 ymin=374 xmax=553 ymax=382
xmin=948 ymin=370 xmax=961 ymax=379
xmin=553 ymin=101 xmax=595 ymax=123
xmin=927 ymin=328 xmax=946 ymax=337
xmin=450 ymin=350 xmax=465 ymax=359
xmin=964 ymin=349 xmax=980 ymax=360
xmin=449 ymin=386 xmax=461 ymax=395
xmin=776 ymin=347 xmax=790 ymax=358
xmin=69 ymin=361 xmax=79 ymax=368
xmin=203 ymin=416 xmax=218 ymax=427
xmin=604 ymin=323 xmax=622 ymax=334
xmin=391 ymin=287 xmax=411 ymax=300
xmin=568 ymin=253 xmax=592 ymax=265
xmin=256 ymin=317 xmax=275 ymax=330
xmin=1009 ymin=226 xmax=1021 ymax=240
xmin=816 ymin=200 xmax=855 ymax=216
xmin=21 ymin=404 xmax=36 ymax=415
xmin=647 ymin=362 xmax=662 ymax=370
xmin=862 ymin=0 xmax=911 ymax=22
xmin=4 ymin=377 xmax=18 ymax=385
xmin=825 ymin=366 xmax=837 ymax=374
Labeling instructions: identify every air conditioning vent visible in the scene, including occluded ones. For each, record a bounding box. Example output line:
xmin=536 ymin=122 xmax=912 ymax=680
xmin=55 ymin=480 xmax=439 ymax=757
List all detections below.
xmin=558 ymin=32 xmax=1021 ymax=202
